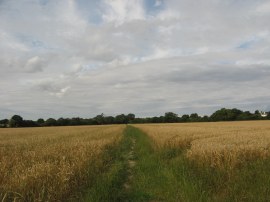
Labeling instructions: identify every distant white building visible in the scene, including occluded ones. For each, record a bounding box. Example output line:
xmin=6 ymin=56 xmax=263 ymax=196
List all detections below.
xmin=260 ymin=111 xmax=268 ymax=117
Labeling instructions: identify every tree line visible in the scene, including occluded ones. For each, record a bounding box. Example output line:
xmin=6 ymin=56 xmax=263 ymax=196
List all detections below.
xmin=0 ymin=108 xmax=269 ymax=128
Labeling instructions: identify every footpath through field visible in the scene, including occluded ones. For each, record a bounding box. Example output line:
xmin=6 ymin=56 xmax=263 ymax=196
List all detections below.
xmin=123 ymin=137 xmax=136 ymax=190
xmin=119 ymin=126 xmax=205 ymax=202
xmin=83 ymin=125 xmax=270 ymax=202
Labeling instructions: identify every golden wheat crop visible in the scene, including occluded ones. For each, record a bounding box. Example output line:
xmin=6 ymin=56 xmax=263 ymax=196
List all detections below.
xmin=0 ymin=125 xmax=124 ymax=201
xmin=136 ymin=121 xmax=270 ymax=168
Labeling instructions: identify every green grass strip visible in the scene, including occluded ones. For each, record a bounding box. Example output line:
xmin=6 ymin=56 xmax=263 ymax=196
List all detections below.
xmin=125 ymin=126 xmax=207 ymax=202
xmin=81 ymin=127 xmax=132 ymax=202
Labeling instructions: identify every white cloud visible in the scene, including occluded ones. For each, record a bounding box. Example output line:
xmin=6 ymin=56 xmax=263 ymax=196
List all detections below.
xmin=52 ymin=86 xmax=71 ymax=98
xmin=0 ymin=31 xmax=29 ymax=52
xmin=256 ymin=2 xmax=270 ymax=13
xmin=235 ymin=59 xmax=270 ymax=67
xmin=101 ymin=0 xmax=146 ymax=25
xmin=157 ymin=9 xmax=180 ymax=21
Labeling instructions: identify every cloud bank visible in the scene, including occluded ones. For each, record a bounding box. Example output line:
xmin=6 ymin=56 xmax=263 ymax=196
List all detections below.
xmin=0 ymin=0 xmax=270 ymax=119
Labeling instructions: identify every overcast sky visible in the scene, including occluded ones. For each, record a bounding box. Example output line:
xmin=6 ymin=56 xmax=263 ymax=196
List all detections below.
xmin=1 ymin=0 xmax=270 ymax=119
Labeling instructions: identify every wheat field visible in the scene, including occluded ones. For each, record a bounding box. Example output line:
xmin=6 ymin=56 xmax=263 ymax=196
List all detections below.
xmin=0 ymin=125 xmax=124 ymax=201
xmin=136 ymin=121 xmax=270 ymax=168
xmin=1 ymin=122 xmax=270 ymax=201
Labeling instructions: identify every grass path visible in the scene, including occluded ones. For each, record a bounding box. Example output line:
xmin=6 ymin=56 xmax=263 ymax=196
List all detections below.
xmin=123 ymin=126 xmax=206 ymax=202
xmin=123 ymin=138 xmax=136 ymax=190
xmin=82 ymin=126 xmax=132 ymax=201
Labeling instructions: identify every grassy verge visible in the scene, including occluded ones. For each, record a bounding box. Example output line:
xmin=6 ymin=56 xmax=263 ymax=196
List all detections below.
xmin=80 ymin=126 xmax=132 ymax=202
xmin=125 ymin=126 xmax=207 ymax=201
xmin=129 ymin=126 xmax=270 ymax=202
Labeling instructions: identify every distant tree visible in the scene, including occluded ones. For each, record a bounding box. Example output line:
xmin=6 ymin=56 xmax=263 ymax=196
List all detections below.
xmin=9 ymin=115 xmax=24 ymax=127
xmin=210 ymin=108 xmax=243 ymax=121
xmin=201 ymin=115 xmax=209 ymax=122
xmin=0 ymin=119 xmax=8 ymax=124
xmin=211 ymin=108 xmax=228 ymax=121
xmin=237 ymin=111 xmax=252 ymax=120
xmin=115 ymin=114 xmax=128 ymax=124
xmin=78 ymin=118 xmax=90 ymax=125
xmin=45 ymin=118 xmax=57 ymax=126
xmin=57 ymin=118 xmax=69 ymax=126
xmin=127 ymin=113 xmax=135 ymax=123
xmin=156 ymin=116 xmax=167 ymax=123
xmin=9 ymin=119 xmax=16 ymax=127
xmin=37 ymin=118 xmax=45 ymax=126
xmin=181 ymin=114 xmax=190 ymax=122
xmin=22 ymin=120 xmax=38 ymax=127
xmin=104 ymin=116 xmax=115 ymax=124
xmin=151 ymin=116 xmax=161 ymax=123
xmin=266 ymin=112 xmax=270 ymax=119
xmin=160 ymin=116 xmax=165 ymax=123
xmin=94 ymin=113 xmax=105 ymax=125
xmin=164 ymin=112 xmax=178 ymax=123
xmin=190 ymin=113 xmax=200 ymax=122
xmin=86 ymin=118 xmax=95 ymax=125
xmin=230 ymin=108 xmax=243 ymax=120
xmin=0 ymin=119 xmax=9 ymax=127
xmin=132 ymin=118 xmax=147 ymax=123
xmin=70 ymin=117 xmax=82 ymax=125
xmin=253 ymin=110 xmax=262 ymax=120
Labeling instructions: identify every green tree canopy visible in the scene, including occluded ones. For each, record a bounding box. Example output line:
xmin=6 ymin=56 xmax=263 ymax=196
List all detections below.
xmin=45 ymin=118 xmax=57 ymax=126
xmin=9 ymin=115 xmax=24 ymax=127
xmin=164 ymin=112 xmax=178 ymax=123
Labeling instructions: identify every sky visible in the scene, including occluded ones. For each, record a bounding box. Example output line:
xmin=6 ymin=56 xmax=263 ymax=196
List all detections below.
xmin=0 ymin=0 xmax=270 ymax=120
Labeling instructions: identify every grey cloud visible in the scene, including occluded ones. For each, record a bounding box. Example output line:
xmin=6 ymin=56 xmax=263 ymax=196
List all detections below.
xmin=1 ymin=0 xmax=270 ymax=119
xmin=162 ymin=65 xmax=270 ymax=83
xmin=24 ymin=56 xmax=45 ymax=73
xmin=26 ymin=77 xmax=71 ymax=99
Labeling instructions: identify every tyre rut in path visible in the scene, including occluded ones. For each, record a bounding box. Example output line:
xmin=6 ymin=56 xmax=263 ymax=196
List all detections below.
xmin=123 ymin=138 xmax=136 ymax=190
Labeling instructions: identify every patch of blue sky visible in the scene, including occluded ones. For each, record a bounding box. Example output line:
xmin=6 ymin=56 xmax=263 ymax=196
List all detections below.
xmin=15 ymin=33 xmax=56 ymax=51
xmin=76 ymin=0 xmax=103 ymax=25
xmin=236 ymin=37 xmax=259 ymax=50
xmin=39 ymin=0 xmax=48 ymax=6
xmin=144 ymin=0 xmax=165 ymax=15
xmin=216 ymin=60 xmax=235 ymax=65
xmin=83 ymin=63 xmax=103 ymax=71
